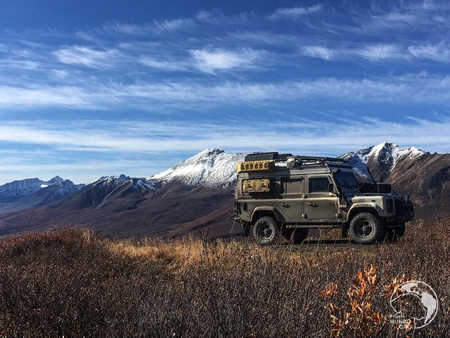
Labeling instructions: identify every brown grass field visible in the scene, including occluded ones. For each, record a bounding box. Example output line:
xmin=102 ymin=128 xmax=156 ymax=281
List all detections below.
xmin=0 ymin=219 xmax=448 ymax=337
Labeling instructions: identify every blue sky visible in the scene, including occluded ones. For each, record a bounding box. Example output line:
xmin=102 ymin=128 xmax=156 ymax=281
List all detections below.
xmin=0 ymin=0 xmax=449 ymax=184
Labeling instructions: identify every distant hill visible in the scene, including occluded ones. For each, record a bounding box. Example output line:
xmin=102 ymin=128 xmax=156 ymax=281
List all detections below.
xmin=0 ymin=144 xmax=448 ymax=238
xmin=0 ymin=177 xmax=84 ymax=214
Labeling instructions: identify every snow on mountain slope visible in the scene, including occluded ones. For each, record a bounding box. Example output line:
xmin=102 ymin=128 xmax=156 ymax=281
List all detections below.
xmin=341 ymin=142 xmax=426 ymax=181
xmin=96 ymin=174 xmax=155 ymax=192
xmin=151 ymin=149 xmax=245 ymax=187
xmin=0 ymin=176 xmax=74 ymax=203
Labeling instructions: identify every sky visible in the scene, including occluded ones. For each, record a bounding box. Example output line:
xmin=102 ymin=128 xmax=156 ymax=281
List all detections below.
xmin=0 ymin=0 xmax=449 ymax=184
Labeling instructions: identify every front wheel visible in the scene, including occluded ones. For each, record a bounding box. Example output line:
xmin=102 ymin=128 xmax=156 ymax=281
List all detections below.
xmin=349 ymin=212 xmax=384 ymax=244
xmin=253 ymin=216 xmax=279 ymax=245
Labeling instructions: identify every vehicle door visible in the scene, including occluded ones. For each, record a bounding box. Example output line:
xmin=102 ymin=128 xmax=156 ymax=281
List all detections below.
xmin=278 ymin=176 xmax=305 ymax=222
xmin=304 ymin=175 xmax=340 ymax=222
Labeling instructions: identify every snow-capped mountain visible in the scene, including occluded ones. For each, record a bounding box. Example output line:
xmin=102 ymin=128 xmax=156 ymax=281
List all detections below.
xmin=0 ymin=176 xmax=76 ymax=203
xmin=52 ymin=174 xmax=156 ymax=211
xmin=0 ymin=177 xmax=84 ymax=214
xmin=151 ymin=149 xmax=245 ymax=187
xmin=96 ymin=174 xmax=155 ymax=192
xmin=341 ymin=143 xmax=426 ymax=181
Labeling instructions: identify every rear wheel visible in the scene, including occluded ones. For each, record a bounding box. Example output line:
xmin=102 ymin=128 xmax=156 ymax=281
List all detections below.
xmin=349 ymin=212 xmax=384 ymax=244
xmin=253 ymin=216 xmax=279 ymax=245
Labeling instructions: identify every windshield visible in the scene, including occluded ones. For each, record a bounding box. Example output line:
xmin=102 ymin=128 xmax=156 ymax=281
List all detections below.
xmin=335 ymin=171 xmax=359 ymax=198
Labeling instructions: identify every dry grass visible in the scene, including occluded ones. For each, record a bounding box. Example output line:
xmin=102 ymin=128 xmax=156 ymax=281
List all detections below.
xmin=0 ymin=219 xmax=448 ymax=337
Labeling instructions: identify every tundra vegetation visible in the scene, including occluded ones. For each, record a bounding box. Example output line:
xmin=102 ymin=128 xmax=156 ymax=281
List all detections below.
xmin=0 ymin=219 xmax=448 ymax=337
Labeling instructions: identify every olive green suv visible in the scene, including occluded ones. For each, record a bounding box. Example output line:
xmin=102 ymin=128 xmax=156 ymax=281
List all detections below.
xmin=234 ymin=152 xmax=414 ymax=245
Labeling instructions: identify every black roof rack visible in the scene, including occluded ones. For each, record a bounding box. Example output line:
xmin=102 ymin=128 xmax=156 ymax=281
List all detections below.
xmin=294 ymin=156 xmax=346 ymax=163
xmin=244 ymin=152 xmax=348 ymax=168
xmin=244 ymin=152 xmax=292 ymax=162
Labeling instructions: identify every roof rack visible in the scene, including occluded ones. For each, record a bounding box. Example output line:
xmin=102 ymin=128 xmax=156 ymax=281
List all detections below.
xmin=287 ymin=156 xmax=348 ymax=169
xmin=238 ymin=153 xmax=349 ymax=173
xmin=244 ymin=152 xmax=292 ymax=162
xmin=294 ymin=156 xmax=346 ymax=163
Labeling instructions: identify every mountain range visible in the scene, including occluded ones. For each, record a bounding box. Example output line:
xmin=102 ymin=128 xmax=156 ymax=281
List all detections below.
xmin=0 ymin=143 xmax=448 ymax=238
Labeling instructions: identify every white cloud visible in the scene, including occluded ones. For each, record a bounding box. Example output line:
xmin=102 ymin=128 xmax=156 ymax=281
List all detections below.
xmin=153 ymin=18 xmax=192 ymax=31
xmin=356 ymin=44 xmax=402 ymax=61
xmin=1 ymin=72 xmax=450 ymax=111
xmin=302 ymin=46 xmax=334 ymax=60
xmin=139 ymin=57 xmax=188 ymax=71
xmin=102 ymin=22 xmax=146 ymax=35
xmin=269 ymin=5 xmax=322 ymax=20
xmin=0 ymin=117 xmax=446 ymax=153
xmin=54 ymin=46 xmax=117 ymax=67
xmin=190 ymin=48 xmax=262 ymax=73
xmin=408 ymin=43 xmax=450 ymax=62
xmin=0 ymin=85 xmax=97 ymax=108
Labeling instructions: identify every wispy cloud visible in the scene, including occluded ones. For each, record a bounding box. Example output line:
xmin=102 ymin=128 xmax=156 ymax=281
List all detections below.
xmin=190 ymin=48 xmax=263 ymax=73
xmin=153 ymin=18 xmax=193 ymax=32
xmin=408 ymin=42 xmax=450 ymax=62
xmin=301 ymin=46 xmax=334 ymax=60
xmin=54 ymin=46 xmax=117 ymax=67
xmin=268 ymin=5 xmax=322 ymax=20
xmin=2 ymin=116 xmax=449 ymax=154
xmin=139 ymin=56 xmax=188 ymax=72
xmin=356 ymin=44 xmax=403 ymax=61
xmin=0 ymin=85 xmax=98 ymax=109
xmin=1 ymin=72 xmax=450 ymax=110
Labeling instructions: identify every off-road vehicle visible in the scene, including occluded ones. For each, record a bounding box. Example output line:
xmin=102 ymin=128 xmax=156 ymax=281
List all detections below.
xmin=234 ymin=152 xmax=414 ymax=245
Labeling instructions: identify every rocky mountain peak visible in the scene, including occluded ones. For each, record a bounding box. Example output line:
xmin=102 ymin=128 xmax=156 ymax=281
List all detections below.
xmin=150 ymin=148 xmax=245 ymax=187
xmin=342 ymin=142 xmax=426 ymax=181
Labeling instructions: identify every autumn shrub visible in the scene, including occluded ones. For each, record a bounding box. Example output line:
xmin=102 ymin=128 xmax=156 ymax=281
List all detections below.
xmin=0 ymin=219 xmax=447 ymax=337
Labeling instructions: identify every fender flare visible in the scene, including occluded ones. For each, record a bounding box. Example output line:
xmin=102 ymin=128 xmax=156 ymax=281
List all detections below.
xmin=348 ymin=203 xmax=383 ymax=220
xmin=251 ymin=206 xmax=285 ymax=224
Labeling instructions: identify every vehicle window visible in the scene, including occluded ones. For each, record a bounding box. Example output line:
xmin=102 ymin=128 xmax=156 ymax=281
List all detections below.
xmin=281 ymin=178 xmax=303 ymax=194
xmin=309 ymin=177 xmax=331 ymax=193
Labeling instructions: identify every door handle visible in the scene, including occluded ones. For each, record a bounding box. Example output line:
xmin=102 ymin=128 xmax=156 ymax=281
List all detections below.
xmin=308 ymin=202 xmax=318 ymax=207
xmin=281 ymin=203 xmax=289 ymax=207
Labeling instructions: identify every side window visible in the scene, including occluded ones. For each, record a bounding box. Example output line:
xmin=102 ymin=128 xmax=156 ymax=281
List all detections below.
xmin=309 ymin=177 xmax=332 ymax=193
xmin=281 ymin=178 xmax=304 ymax=194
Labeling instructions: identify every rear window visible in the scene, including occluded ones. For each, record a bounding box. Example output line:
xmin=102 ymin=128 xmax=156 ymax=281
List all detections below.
xmin=281 ymin=178 xmax=303 ymax=194
xmin=309 ymin=177 xmax=331 ymax=193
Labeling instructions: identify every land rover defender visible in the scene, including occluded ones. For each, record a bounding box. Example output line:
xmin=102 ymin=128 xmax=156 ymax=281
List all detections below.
xmin=234 ymin=152 xmax=414 ymax=245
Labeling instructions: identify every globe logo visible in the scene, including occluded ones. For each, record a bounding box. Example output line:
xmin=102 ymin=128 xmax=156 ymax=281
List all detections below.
xmin=389 ymin=280 xmax=439 ymax=330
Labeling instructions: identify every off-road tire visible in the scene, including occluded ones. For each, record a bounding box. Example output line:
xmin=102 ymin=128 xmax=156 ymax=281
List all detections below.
xmin=385 ymin=223 xmax=406 ymax=243
xmin=253 ymin=216 xmax=279 ymax=245
xmin=349 ymin=212 xmax=384 ymax=244
xmin=283 ymin=228 xmax=309 ymax=244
